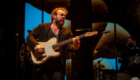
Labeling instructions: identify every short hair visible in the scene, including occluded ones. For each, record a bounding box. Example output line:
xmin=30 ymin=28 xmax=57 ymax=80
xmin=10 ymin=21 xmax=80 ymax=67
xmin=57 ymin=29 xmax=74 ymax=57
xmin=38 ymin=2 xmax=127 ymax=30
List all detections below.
xmin=126 ymin=36 xmax=136 ymax=42
xmin=50 ymin=7 xmax=68 ymax=22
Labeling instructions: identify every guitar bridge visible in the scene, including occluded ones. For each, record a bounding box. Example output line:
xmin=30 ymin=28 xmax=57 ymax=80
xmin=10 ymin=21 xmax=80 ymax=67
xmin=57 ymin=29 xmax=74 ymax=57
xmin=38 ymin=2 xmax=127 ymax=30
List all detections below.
xmin=36 ymin=55 xmax=47 ymax=61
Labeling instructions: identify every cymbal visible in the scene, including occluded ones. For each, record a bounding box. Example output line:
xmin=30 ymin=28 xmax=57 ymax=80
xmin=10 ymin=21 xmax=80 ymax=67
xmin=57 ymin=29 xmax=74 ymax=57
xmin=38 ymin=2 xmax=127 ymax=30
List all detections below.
xmin=93 ymin=48 xmax=120 ymax=60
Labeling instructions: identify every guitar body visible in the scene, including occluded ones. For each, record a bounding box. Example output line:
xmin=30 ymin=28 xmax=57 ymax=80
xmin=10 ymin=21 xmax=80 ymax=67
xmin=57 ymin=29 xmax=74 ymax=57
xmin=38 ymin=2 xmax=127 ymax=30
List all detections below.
xmin=30 ymin=37 xmax=60 ymax=65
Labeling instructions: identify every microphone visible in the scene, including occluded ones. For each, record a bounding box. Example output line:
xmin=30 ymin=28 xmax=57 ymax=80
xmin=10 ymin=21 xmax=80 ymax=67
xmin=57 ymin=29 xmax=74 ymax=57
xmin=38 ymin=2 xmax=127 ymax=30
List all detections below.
xmin=101 ymin=31 xmax=110 ymax=34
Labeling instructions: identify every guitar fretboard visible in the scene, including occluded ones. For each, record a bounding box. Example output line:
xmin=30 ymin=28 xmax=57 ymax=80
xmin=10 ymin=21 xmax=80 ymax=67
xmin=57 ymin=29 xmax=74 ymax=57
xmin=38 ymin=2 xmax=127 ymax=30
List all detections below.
xmin=52 ymin=34 xmax=85 ymax=48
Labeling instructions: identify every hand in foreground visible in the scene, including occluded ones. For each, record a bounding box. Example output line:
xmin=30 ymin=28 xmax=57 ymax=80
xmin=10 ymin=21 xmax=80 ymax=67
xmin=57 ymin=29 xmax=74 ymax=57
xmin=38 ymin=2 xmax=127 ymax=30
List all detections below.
xmin=20 ymin=56 xmax=24 ymax=61
xmin=72 ymin=36 xmax=80 ymax=50
xmin=34 ymin=45 xmax=42 ymax=53
xmin=118 ymin=57 xmax=123 ymax=63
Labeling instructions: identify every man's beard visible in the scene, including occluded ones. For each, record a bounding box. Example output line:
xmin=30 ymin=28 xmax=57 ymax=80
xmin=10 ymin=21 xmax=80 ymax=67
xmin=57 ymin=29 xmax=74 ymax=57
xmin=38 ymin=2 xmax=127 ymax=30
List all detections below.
xmin=55 ymin=19 xmax=64 ymax=27
xmin=127 ymin=42 xmax=134 ymax=47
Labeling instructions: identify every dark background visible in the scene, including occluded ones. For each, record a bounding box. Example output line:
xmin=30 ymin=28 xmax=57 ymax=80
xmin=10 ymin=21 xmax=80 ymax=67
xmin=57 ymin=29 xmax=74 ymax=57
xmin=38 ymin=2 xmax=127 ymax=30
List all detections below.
xmin=1 ymin=0 xmax=140 ymax=80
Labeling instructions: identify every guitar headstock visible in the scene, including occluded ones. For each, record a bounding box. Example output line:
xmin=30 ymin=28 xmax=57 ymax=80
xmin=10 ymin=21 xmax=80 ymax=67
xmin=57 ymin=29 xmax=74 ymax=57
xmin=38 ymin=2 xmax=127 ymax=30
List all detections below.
xmin=84 ymin=31 xmax=98 ymax=37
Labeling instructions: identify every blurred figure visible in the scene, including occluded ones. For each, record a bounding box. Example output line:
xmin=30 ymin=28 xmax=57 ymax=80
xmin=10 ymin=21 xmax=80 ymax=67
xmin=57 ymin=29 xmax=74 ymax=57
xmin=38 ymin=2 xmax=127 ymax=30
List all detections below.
xmin=19 ymin=30 xmax=33 ymax=80
xmin=118 ymin=37 xmax=140 ymax=78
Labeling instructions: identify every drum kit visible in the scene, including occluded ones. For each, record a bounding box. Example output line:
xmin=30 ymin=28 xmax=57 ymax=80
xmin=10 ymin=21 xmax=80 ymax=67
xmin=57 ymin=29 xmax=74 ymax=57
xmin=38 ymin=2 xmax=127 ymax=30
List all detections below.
xmin=93 ymin=48 xmax=140 ymax=80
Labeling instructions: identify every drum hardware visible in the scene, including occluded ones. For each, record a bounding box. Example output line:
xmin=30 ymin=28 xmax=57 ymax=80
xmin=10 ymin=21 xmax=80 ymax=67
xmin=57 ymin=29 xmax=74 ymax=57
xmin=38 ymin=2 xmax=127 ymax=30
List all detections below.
xmin=93 ymin=48 xmax=120 ymax=80
xmin=128 ymin=54 xmax=140 ymax=75
xmin=128 ymin=54 xmax=140 ymax=65
xmin=129 ymin=54 xmax=140 ymax=65
xmin=93 ymin=58 xmax=104 ymax=80
xmin=97 ymin=58 xmax=104 ymax=80
xmin=94 ymin=68 xmax=117 ymax=80
xmin=122 ymin=53 xmax=140 ymax=78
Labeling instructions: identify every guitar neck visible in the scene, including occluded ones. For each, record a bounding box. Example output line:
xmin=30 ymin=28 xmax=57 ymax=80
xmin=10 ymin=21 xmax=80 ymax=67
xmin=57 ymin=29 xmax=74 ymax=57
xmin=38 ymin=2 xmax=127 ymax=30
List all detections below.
xmin=52 ymin=34 xmax=85 ymax=48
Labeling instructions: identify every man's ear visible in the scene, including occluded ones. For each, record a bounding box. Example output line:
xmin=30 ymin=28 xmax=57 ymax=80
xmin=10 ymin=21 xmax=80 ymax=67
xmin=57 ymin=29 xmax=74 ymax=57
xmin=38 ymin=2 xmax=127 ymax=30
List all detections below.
xmin=53 ymin=14 xmax=56 ymax=18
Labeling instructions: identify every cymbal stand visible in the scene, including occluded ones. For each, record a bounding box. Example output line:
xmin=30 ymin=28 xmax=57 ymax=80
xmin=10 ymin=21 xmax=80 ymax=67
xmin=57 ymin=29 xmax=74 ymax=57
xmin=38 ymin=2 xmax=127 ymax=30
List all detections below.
xmin=97 ymin=58 xmax=104 ymax=80
xmin=114 ymin=46 xmax=118 ymax=71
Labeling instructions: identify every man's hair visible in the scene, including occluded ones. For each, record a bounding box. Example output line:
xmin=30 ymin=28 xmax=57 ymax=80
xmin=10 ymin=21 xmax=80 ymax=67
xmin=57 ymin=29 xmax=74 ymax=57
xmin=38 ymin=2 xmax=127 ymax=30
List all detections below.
xmin=50 ymin=7 xmax=68 ymax=22
xmin=126 ymin=36 xmax=136 ymax=42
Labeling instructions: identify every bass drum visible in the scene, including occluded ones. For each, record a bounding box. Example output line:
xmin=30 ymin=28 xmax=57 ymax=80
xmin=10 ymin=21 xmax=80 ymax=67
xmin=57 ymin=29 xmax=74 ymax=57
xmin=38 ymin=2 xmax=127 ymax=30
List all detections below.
xmin=111 ymin=72 xmax=132 ymax=80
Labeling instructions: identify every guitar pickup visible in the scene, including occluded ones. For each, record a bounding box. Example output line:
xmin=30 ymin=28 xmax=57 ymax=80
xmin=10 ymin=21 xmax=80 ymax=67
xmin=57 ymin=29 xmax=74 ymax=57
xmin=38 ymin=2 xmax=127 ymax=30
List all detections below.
xmin=39 ymin=48 xmax=45 ymax=54
xmin=36 ymin=55 xmax=47 ymax=61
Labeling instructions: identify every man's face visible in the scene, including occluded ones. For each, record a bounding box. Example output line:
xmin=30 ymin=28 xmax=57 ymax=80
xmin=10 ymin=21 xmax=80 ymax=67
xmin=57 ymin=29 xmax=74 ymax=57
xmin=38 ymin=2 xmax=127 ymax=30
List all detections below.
xmin=127 ymin=38 xmax=135 ymax=47
xmin=54 ymin=10 xmax=66 ymax=27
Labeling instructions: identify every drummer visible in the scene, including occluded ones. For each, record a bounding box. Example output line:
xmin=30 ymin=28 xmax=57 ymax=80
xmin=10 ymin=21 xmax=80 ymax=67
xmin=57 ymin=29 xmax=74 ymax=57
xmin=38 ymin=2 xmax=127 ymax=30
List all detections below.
xmin=118 ymin=36 xmax=140 ymax=77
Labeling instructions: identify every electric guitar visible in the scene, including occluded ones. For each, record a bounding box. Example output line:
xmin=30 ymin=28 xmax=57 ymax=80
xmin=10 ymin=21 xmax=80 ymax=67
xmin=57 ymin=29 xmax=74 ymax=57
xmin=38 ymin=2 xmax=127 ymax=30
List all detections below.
xmin=30 ymin=31 xmax=109 ymax=65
